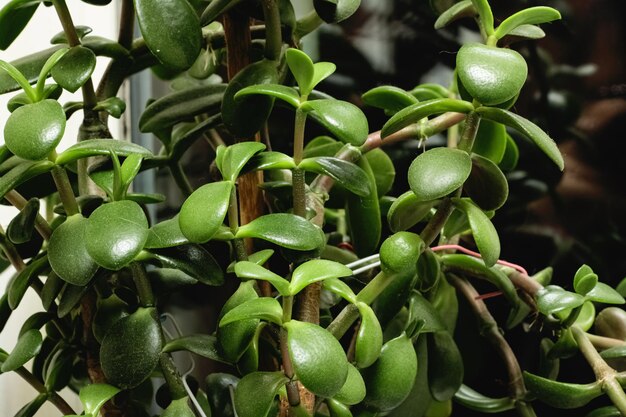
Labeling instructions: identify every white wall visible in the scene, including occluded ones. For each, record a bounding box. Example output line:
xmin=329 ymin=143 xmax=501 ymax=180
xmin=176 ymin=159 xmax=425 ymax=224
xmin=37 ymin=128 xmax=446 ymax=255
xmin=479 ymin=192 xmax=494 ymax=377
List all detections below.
xmin=0 ymin=2 xmax=121 ymax=416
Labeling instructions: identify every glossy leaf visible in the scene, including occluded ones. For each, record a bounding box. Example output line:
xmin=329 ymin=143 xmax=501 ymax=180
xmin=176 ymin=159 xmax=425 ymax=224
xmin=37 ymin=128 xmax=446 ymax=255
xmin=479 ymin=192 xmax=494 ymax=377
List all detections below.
xmin=362 ymin=86 xmax=418 ymax=114
xmin=323 ymin=278 xmax=357 ymax=303
xmin=234 ymin=372 xmax=288 ymax=417
xmin=7 ymin=197 xmax=39 ymax=244
xmin=236 ymin=214 xmax=325 ymax=251
xmin=495 ymin=6 xmax=561 ymax=39
xmin=289 ymin=259 xmax=352 ymax=296
xmin=0 ymin=0 xmax=40 ymax=50
xmin=405 ymin=292 xmax=446 ymax=333
xmin=434 ymin=1 xmax=474 ymax=29
xmin=162 ymin=398 xmax=195 ymax=417
xmin=218 ymin=281 xmax=260 ymax=362
xmin=8 ymin=256 xmax=49 ymax=310
xmin=48 ymin=214 xmax=99 ymax=286
xmin=327 ymin=398 xmax=353 ymax=417
xmin=346 ymin=155 xmax=381 ymax=257
xmin=536 ymin=286 xmax=585 ymax=315
xmin=4 ymin=100 xmax=65 ymax=160
xmin=408 ymin=147 xmax=471 ymax=202
xmin=464 ymin=153 xmax=509 ymax=211
xmin=162 ymin=334 xmax=230 ymax=364
xmin=93 ymin=294 xmax=129 ymax=343
xmin=299 ymin=156 xmax=369 ymax=197
xmin=145 ymin=215 xmax=189 ymax=249
xmin=355 ymin=302 xmax=383 ymax=368
xmin=100 ymin=307 xmax=163 ymax=389
xmin=0 ymin=294 xmax=12 ymax=334
xmin=476 ymin=106 xmax=564 ymax=170
xmin=235 ymin=83 xmax=300 ymax=108
xmin=179 ymin=181 xmax=233 ymax=243
xmin=234 ymin=261 xmax=290 ymax=295
xmin=1 ymin=329 xmax=42 ymax=372
xmin=285 ymin=320 xmax=349 ymax=398
xmin=85 ymin=200 xmax=149 ymax=270
xmin=139 ymin=84 xmax=226 ymax=133
xmin=220 ymin=297 xmax=283 ymax=327
xmin=381 ymin=99 xmax=474 ymax=138
xmin=56 ymin=139 xmax=152 ymax=165
xmin=301 ymin=99 xmax=369 ymax=146
xmin=428 ymin=331 xmax=463 ymax=401
xmin=365 ymin=148 xmax=395 ymax=197
xmin=243 ymin=151 xmax=297 ymax=172
xmin=286 ymin=48 xmax=315 ymax=96
xmin=313 ymin=0 xmax=361 ymax=23
xmin=134 ymin=0 xmax=201 ymax=70
xmin=586 ymin=407 xmax=622 ymax=417
xmin=523 ymin=372 xmax=602 ymax=408
xmin=452 ymin=198 xmax=500 ymax=266
xmin=311 ymin=62 xmax=336 ymax=90
xmin=93 ymin=96 xmax=126 ymax=119
xmin=586 ymin=283 xmax=626 ymax=305
xmin=57 ymin=282 xmax=90 ymax=318
xmin=574 ymin=267 xmax=598 ymax=296
xmin=387 ymin=191 xmax=435 ymax=232
xmin=471 ymin=0 xmax=494 ymax=35
xmin=333 ymin=363 xmax=366 ymax=405
xmin=473 ymin=119 xmax=507 ymax=163
xmin=50 ymin=46 xmax=96 ymax=93
xmin=453 ymin=384 xmax=514 ymax=413
xmin=218 ymin=142 xmax=266 ymax=182
xmin=0 ymin=46 xmax=64 ymax=95
xmin=143 ymin=244 xmax=224 ymax=286
xmin=0 ymin=160 xmax=54 ymax=200
xmin=501 ymin=24 xmax=546 ymax=44
xmin=79 ymin=384 xmax=121 ymax=416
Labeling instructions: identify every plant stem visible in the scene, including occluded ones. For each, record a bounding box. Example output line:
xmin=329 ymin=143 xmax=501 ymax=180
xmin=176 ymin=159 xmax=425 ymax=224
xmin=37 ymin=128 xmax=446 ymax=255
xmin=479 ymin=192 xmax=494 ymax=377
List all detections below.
xmin=294 ymin=10 xmax=323 ymax=40
xmin=587 ymin=333 xmax=626 ymax=350
xmin=14 ymin=366 xmax=76 ymax=415
xmin=292 ymin=108 xmax=308 ymax=217
xmin=0 ymin=227 xmax=26 ymax=271
xmin=507 ymin=270 xmax=543 ymax=297
xmin=169 ymin=162 xmax=194 ymax=197
xmin=4 ymin=190 xmax=53 ymax=240
xmin=449 ymin=275 xmax=531 ymax=408
xmin=130 ymin=262 xmax=155 ymax=307
xmin=117 ymin=0 xmax=135 ymax=50
xmin=457 ymin=111 xmax=481 ymax=152
xmin=50 ymin=165 xmax=79 ymax=216
xmin=280 ymin=296 xmax=300 ymax=406
xmin=159 ymin=353 xmax=188 ymax=401
xmin=261 ymin=0 xmax=282 ymax=61
xmin=227 ymin=184 xmax=248 ymax=262
xmin=420 ymin=197 xmax=454 ymax=246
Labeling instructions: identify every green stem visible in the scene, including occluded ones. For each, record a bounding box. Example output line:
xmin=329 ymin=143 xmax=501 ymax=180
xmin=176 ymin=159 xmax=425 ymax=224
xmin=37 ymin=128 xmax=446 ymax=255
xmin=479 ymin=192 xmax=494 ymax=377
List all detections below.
xmin=420 ymin=197 xmax=454 ymax=246
xmin=0 ymin=60 xmax=37 ymax=102
xmin=0 ymin=227 xmax=26 ymax=271
xmin=292 ymin=108 xmax=308 ymax=220
xmin=261 ymin=0 xmax=282 ymax=61
xmin=50 ymin=165 xmax=79 ymax=216
xmin=117 ymin=0 xmax=135 ymax=50
xmin=159 ymin=353 xmax=188 ymax=401
xmin=227 ymin=183 xmax=248 ymax=261
xmin=457 ymin=111 xmax=481 ymax=152
xmin=14 ymin=366 xmax=76 ymax=415
xmin=130 ymin=262 xmax=155 ymax=307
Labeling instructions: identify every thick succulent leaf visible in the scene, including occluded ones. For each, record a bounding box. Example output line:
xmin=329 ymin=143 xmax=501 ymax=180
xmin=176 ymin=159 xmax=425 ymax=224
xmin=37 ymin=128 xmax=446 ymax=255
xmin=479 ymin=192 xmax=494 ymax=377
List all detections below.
xmin=0 ymin=160 xmax=54 ymax=199
xmin=170 ymin=113 xmax=222 ymax=160
xmin=311 ymin=62 xmax=336 ymax=90
xmin=219 ymin=298 xmax=283 ymax=327
xmin=218 ymin=281 xmax=259 ymax=363
xmin=100 ymin=307 xmax=163 ymax=389
xmin=179 ymin=181 xmax=232 ymax=243
xmin=301 ymin=99 xmax=369 ymax=146
xmin=134 ymin=0 xmax=202 ymax=70
xmin=333 ymin=363 xmax=366 ymax=405
xmin=500 ymin=24 xmax=546 ymax=44
xmin=406 ymin=292 xmax=446 ymax=333
xmin=50 ymin=46 xmax=96 ymax=93
xmin=48 ymin=214 xmax=99 ymax=286
xmin=7 ymin=197 xmax=39 ymax=244
xmin=387 ymin=191 xmax=435 ymax=232
xmin=236 ymin=214 xmax=325 ymax=251
xmin=8 ymin=256 xmax=49 ymax=310
xmin=162 ymin=398 xmax=195 ymax=417
xmin=56 ymin=139 xmax=152 ymax=165
xmin=0 ymin=294 xmax=12 ymax=334
xmin=286 ymin=48 xmax=314 ymax=96
xmin=495 ymin=6 xmax=561 ymax=39
xmin=381 ymin=99 xmax=474 ymax=138
xmin=218 ymin=142 xmax=266 ymax=182
xmin=234 ymin=261 xmax=290 ymax=296
xmin=365 ymin=148 xmax=396 ymax=197
xmin=1 ymin=329 xmax=42 ymax=372
xmin=93 ymin=96 xmax=126 ymax=119
xmin=472 ymin=119 xmax=507 ymax=163
xmin=427 ymin=331 xmax=463 ymax=401
xmin=0 ymin=0 xmax=40 ymax=51
xmin=471 ymin=0 xmax=494 ymax=35
xmin=362 ymin=86 xmax=418 ymax=114
xmin=476 ymin=106 xmax=564 ymax=170
xmin=313 ymin=0 xmax=361 ymax=23
xmin=139 ymin=84 xmax=226 ymax=133
xmin=243 ymin=151 xmax=297 ymax=172
xmin=162 ymin=334 xmax=231 ymax=364
xmin=452 ymin=198 xmax=500 ymax=267
xmin=453 ymin=385 xmax=515 ymax=413
xmin=355 ymin=303 xmax=383 ymax=368
xmin=144 ymin=244 xmax=224 ymax=286
xmin=523 ymin=372 xmax=602 ymax=408
xmin=289 ymin=259 xmax=353 ymax=296
xmin=0 ymin=46 xmax=64 ymax=95
xmin=434 ymin=0 xmax=475 ymax=29
xmin=235 ymin=83 xmax=301 ymax=108
xmin=234 ymin=372 xmax=289 ymax=417
xmin=79 ymin=384 xmax=121 ymax=416
xmin=299 ymin=156 xmax=369 ymax=197
xmin=145 ymin=215 xmax=189 ymax=249
xmin=323 ymin=278 xmax=356 ymax=303
xmin=85 ymin=200 xmax=149 ymax=270
xmin=586 ymin=283 xmax=625 ymax=305
xmin=408 ymin=147 xmax=472 ymax=202
xmin=535 ymin=285 xmax=585 ymax=315
xmin=463 ymin=154 xmax=509 ymax=211
xmin=284 ymin=320 xmax=349 ymax=398
xmin=327 ymin=399 xmax=353 ymax=417
xmin=4 ymin=100 xmax=65 ymax=160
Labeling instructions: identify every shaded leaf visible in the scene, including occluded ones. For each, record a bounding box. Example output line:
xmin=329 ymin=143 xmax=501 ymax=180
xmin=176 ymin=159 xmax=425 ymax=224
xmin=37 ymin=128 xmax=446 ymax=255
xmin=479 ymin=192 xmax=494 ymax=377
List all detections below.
xmin=495 ymin=6 xmax=561 ymax=39
xmin=48 ymin=214 xmax=98 ymax=286
xmin=56 ymin=139 xmax=152 ymax=165
xmin=1 ymin=329 xmax=42 ymax=372
xmin=234 ymin=372 xmax=288 ymax=417
xmin=234 ymin=261 xmax=290 ymax=295
xmin=301 ymin=99 xmax=368 ymax=146
xmin=236 ymin=214 xmax=325 ymax=251
xmin=387 ymin=191 xmax=435 ymax=232
xmin=162 ymin=334 xmax=231 ymax=364
xmin=463 ymin=153 xmax=509 ymax=211
xmin=50 ymin=46 xmax=96 ymax=93
xmin=220 ymin=297 xmax=283 ymax=327
xmin=452 ymin=198 xmax=500 ymax=267
xmin=523 ymin=372 xmax=602 ymax=409
xmin=299 ymin=156 xmax=369 ymax=197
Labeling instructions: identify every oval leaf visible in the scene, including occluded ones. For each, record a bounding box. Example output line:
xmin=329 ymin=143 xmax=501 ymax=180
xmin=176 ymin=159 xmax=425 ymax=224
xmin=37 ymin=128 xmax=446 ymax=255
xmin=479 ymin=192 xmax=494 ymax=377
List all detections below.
xmin=452 ymin=198 xmax=500 ymax=267
xmin=220 ymin=297 xmax=283 ymax=327
xmin=286 ymin=48 xmax=314 ymax=96
xmin=434 ymin=0 xmax=475 ymax=29
xmin=387 ymin=191 xmax=435 ymax=232
xmin=234 ymin=372 xmax=289 ymax=417
xmin=162 ymin=334 xmax=231 ymax=364
xmin=289 ymin=259 xmax=353 ymax=296
xmin=299 ymin=156 xmax=369 ymax=197
xmin=234 ymin=261 xmax=290 ymax=296
xmin=179 ymin=180 xmax=233 ymax=243
xmin=219 ymin=142 xmax=266 ymax=182
xmin=145 ymin=215 xmax=189 ymax=249
xmin=56 ymin=139 xmax=153 ymax=165
xmin=333 ymin=363 xmax=366 ymax=405
xmin=313 ymin=0 xmax=361 ymax=23
xmin=362 ymin=85 xmax=418 ymax=114
xmin=1 ymin=329 xmax=42 ymax=372
xmin=355 ymin=303 xmax=383 ymax=369
xmin=50 ymin=46 xmax=96 ymax=93
xmin=408 ymin=147 xmax=471 ymax=202
xmin=495 ymin=6 xmax=561 ymax=40
xmin=236 ymin=214 xmax=325 ymax=251
xmin=7 ymin=197 xmax=39 ymax=244
xmin=235 ymin=83 xmax=301 ymax=108
xmin=0 ymin=0 xmax=40 ymax=50
xmin=79 ymin=383 xmax=121 ymax=416
xmin=535 ymin=285 xmax=585 ymax=315
xmin=463 ymin=154 xmax=509 ymax=211
xmin=427 ymin=331 xmax=464 ymax=401
xmin=301 ymin=99 xmax=368 ymax=146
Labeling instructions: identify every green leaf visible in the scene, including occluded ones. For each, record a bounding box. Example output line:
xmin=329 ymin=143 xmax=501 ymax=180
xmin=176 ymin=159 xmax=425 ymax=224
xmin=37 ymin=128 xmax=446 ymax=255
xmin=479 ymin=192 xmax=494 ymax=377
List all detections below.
xmin=93 ymin=97 xmax=126 ymax=119
xmin=0 ymin=161 xmax=53 ymax=200
xmin=495 ymin=6 xmax=561 ymax=40
xmin=120 ymin=154 xmax=144 ymax=194
xmin=472 ymin=119 xmax=507 ymax=163
xmin=134 ymin=0 xmax=202 ymax=70
xmin=498 ymin=134 xmax=519 ymax=171
xmin=535 ymin=286 xmax=585 ymax=315
xmin=574 ymin=267 xmax=598 ymax=296
xmin=452 ymin=198 xmax=500 ymax=267
xmin=381 ymin=98 xmax=474 ymax=138
xmin=453 ymin=385 xmax=514 ymax=413
xmin=93 ymin=294 xmax=129 ymax=344
xmin=8 ymin=256 xmax=49 ymax=310
xmin=408 ymin=147 xmax=472 ymax=201
xmin=57 ymin=282 xmax=90 ymax=318
xmin=12 ymin=392 xmax=47 ymax=417
xmin=434 ymin=1 xmax=475 ymax=29
xmin=220 ymin=297 xmax=283 ymax=327
xmin=243 ymin=151 xmax=297 ymax=172
xmin=227 ymin=249 xmax=275 ymax=273
xmin=0 ymin=46 xmax=64 ymax=95
xmin=219 ymin=142 xmax=267 ymax=182
xmin=50 ymin=26 xmax=92 ymax=44
xmin=162 ymin=334 xmax=231 ymax=364
xmin=311 ymin=62 xmax=336 ymax=90
xmin=138 ymin=84 xmax=226 ymax=133
xmin=48 ymin=214 xmax=99 ymax=286
xmin=355 ymin=303 xmax=383 ymax=369
xmin=234 ymin=261 xmax=290 ymax=296
xmin=7 ymin=197 xmax=39 ymax=244
xmin=523 ymin=372 xmax=602 ymax=408
xmin=100 ymin=307 xmax=163 ymax=389
xmin=235 ymin=83 xmax=301 ymax=108
xmin=362 ymin=85 xmax=418 ymax=114
xmin=85 ymin=200 xmax=149 ymax=270
xmin=200 ymin=0 xmax=246 ymax=24
xmin=301 ymin=99 xmax=369 ymax=146
xmin=179 ymin=181 xmax=233 ymax=243
xmin=427 ymin=331 xmax=463 ymax=401
xmin=327 ymin=398 xmax=352 ymax=417
xmin=586 ymin=407 xmax=623 ymax=417
xmin=333 ymin=363 xmax=366 ymax=405
xmin=476 ymin=106 xmax=564 ymax=170
xmin=586 ymin=283 xmax=626 ymax=305
xmin=323 ymin=278 xmax=356 ymax=303
xmin=365 ymin=148 xmax=396 ymax=198
xmin=4 ymin=100 xmax=65 ymax=160
xmin=236 ymin=214 xmax=325 ymax=251
xmin=55 ymin=139 xmax=153 ymax=165
xmin=500 ymin=24 xmax=546 ymax=44
xmin=313 ymin=0 xmax=361 ymax=23
xmin=471 ymin=0 xmax=494 ymax=35
xmin=0 ymin=0 xmax=40 ymax=51
xmin=218 ymin=281 xmax=259 ymax=362
xmin=387 ymin=191 xmax=435 ymax=232
xmin=1 ymin=329 xmax=42 ymax=372
xmin=143 ymin=244 xmax=224 ymax=286
xmin=162 ymin=397 xmax=195 ymax=417
xmin=600 ymin=346 xmax=626 ymax=360
xmin=0 ymin=294 xmax=12 ymax=334
xmin=50 ymin=46 xmax=96 ymax=93
xmin=286 ymin=48 xmax=315 ymax=96
xmin=79 ymin=384 xmax=121 ymax=416
xmin=463 ymin=154 xmax=509 ymax=211
xmin=289 ymin=259 xmax=353 ymax=296
xmin=145 ymin=215 xmax=189 ymax=249
xmin=234 ymin=372 xmax=289 ymax=417
xmin=405 ymin=292 xmax=446 ymax=333
xmin=299 ymin=156 xmax=369 ymax=197
xmin=284 ymin=320 xmax=349 ymax=398
xmin=81 ymin=35 xmax=130 ymax=59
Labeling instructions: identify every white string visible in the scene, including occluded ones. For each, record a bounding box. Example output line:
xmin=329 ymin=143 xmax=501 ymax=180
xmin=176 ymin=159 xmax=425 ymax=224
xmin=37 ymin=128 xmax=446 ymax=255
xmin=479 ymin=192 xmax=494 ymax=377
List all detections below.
xmin=351 ymin=260 xmax=381 ymax=276
xmin=345 ymin=253 xmax=380 ymax=270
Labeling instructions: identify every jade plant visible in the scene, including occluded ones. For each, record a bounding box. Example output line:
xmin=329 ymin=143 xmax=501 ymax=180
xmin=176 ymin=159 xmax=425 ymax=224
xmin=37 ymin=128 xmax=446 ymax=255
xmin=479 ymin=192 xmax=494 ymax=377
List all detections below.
xmin=0 ymin=0 xmax=625 ymax=417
